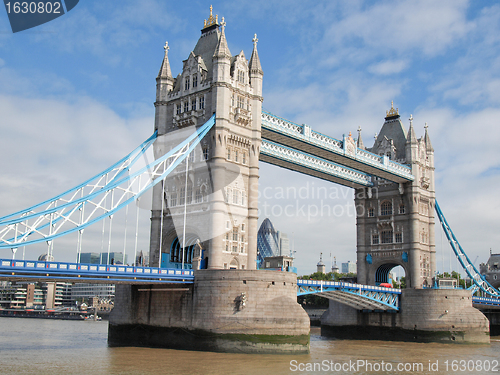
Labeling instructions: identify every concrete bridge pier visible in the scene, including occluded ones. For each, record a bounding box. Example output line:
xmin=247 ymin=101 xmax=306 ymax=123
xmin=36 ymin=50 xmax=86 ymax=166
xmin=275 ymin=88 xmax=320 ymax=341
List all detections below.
xmin=108 ymin=269 xmax=310 ymax=354
xmin=321 ymin=289 xmax=490 ymax=343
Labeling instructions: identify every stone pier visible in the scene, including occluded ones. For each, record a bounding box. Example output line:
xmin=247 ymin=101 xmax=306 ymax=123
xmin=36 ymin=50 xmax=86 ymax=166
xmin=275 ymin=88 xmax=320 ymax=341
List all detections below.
xmin=108 ymin=269 xmax=310 ymax=354
xmin=321 ymin=289 xmax=490 ymax=343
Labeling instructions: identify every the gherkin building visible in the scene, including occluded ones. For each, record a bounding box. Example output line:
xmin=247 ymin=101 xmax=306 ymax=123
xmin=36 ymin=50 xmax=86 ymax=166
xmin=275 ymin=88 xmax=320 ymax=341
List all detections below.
xmin=257 ymin=218 xmax=289 ymax=268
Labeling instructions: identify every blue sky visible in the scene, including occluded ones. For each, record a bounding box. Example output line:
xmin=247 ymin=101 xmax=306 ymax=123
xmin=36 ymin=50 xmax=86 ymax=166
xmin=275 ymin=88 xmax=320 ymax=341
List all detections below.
xmin=1 ymin=0 xmax=499 ymax=276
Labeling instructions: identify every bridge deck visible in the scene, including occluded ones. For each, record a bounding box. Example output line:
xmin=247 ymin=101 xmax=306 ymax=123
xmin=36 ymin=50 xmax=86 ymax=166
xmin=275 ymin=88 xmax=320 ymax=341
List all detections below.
xmin=0 ymin=259 xmax=194 ymax=284
xmin=261 ymin=111 xmax=414 ymax=184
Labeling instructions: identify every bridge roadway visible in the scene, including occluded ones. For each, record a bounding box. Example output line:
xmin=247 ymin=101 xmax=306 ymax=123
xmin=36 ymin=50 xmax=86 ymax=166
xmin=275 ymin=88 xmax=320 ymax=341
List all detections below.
xmin=260 ymin=111 xmax=414 ymax=188
xmin=296 ymin=279 xmax=500 ymax=311
xmin=0 ymin=258 xmax=194 ymax=284
xmin=1 ymin=259 xmax=498 ymax=310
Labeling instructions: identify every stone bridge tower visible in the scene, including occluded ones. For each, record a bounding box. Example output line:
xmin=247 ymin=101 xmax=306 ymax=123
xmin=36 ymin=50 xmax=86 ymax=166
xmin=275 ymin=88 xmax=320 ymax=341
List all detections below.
xmin=355 ymin=103 xmax=436 ymax=288
xmin=150 ymin=7 xmax=263 ymax=270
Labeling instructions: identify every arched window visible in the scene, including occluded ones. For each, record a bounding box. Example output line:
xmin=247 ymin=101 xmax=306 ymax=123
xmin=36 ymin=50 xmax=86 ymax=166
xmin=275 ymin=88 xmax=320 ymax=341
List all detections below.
xmin=381 ymin=201 xmax=393 ymax=216
xmin=368 ymin=207 xmax=375 ymax=217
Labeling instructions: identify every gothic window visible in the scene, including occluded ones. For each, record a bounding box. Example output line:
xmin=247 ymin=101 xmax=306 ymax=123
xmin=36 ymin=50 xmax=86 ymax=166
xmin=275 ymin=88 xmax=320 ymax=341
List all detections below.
xmin=183 ymin=101 xmax=189 ymax=113
xmin=240 ymin=246 xmax=244 ymax=253
xmin=195 ymin=188 xmax=202 ymax=203
xmin=170 ymin=193 xmax=177 ymax=207
xmin=372 ymin=234 xmax=379 ymax=245
xmin=247 ymin=99 xmax=250 ymax=111
xmin=231 ymin=94 xmax=235 ymax=107
xmin=199 ymin=96 xmax=205 ymax=109
xmin=176 ymin=104 xmax=181 ymax=115
xmin=381 ymin=201 xmax=393 ymax=216
xmin=188 ymin=150 xmax=195 ymax=163
xmin=226 ymin=188 xmax=231 ymax=203
xmin=233 ymin=245 xmax=238 ymax=253
xmin=421 ymin=230 xmax=427 ymax=244
xmin=225 ymin=244 xmax=228 ymax=252
xmin=192 ymin=75 xmax=198 ymax=88
xmin=237 ymin=96 xmax=244 ymax=109
xmin=232 ymin=227 xmax=238 ymax=241
xmin=368 ymin=207 xmax=375 ymax=217
xmin=201 ymin=185 xmax=207 ymax=202
xmin=184 ymin=77 xmax=190 ymax=90
xmin=233 ymin=190 xmax=239 ymax=205
xmin=381 ymin=230 xmax=393 ymax=244
xmin=179 ymin=189 xmax=185 ymax=205
xmin=186 ymin=185 xmax=192 ymax=204
xmin=238 ymin=70 xmax=245 ymax=84
xmin=191 ymin=99 xmax=196 ymax=111
xmin=399 ymin=204 xmax=405 ymax=214
xmin=241 ymin=235 xmax=244 ymax=243
xmin=242 ymin=192 xmax=246 ymax=206
xmin=241 ymin=224 xmax=245 ymax=232
xmin=242 ymin=153 xmax=246 ymax=164
xmin=227 ymin=148 xmax=231 ymax=160
xmin=395 ymin=233 xmax=403 ymax=243
xmin=202 ymin=147 xmax=209 ymax=160
xmin=386 ymin=151 xmax=391 ymax=159
xmin=235 ymin=150 xmax=238 ymax=163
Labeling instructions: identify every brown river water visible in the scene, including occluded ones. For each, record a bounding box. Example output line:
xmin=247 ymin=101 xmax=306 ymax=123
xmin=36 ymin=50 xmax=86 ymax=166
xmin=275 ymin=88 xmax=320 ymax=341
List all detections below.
xmin=0 ymin=317 xmax=498 ymax=374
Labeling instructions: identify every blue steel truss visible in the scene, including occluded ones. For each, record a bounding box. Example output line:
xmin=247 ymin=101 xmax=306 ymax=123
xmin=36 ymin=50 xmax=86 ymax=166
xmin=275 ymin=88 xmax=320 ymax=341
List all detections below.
xmin=472 ymin=296 xmax=500 ymax=308
xmin=297 ymin=279 xmax=400 ymax=311
xmin=435 ymin=200 xmax=500 ymax=298
xmin=261 ymin=111 xmax=414 ymax=183
xmin=260 ymin=139 xmax=373 ymax=188
xmin=0 ymin=258 xmax=193 ymax=284
xmin=0 ymin=115 xmax=216 ymax=251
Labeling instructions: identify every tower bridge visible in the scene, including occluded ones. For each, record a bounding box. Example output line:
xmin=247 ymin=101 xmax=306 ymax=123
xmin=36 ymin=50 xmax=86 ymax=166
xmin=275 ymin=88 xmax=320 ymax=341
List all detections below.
xmin=0 ymin=7 xmax=499 ymax=352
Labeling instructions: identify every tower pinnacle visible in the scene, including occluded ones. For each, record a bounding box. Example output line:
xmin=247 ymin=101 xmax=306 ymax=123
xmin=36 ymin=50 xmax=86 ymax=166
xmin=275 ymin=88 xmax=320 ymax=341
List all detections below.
xmin=203 ymin=5 xmax=219 ymax=30
xmin=249 ymin=33 xmax=263 ymax=75
xmin=158 ymin=40 xmax=173 ymax=79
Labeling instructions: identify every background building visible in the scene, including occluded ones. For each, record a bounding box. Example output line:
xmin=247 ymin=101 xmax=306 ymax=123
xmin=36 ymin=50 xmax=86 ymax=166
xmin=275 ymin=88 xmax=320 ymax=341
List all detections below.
xmin=341 ymin=261 xmax=357 ymax=274
xmin=257 ymin=218 xmax=290 ymax=268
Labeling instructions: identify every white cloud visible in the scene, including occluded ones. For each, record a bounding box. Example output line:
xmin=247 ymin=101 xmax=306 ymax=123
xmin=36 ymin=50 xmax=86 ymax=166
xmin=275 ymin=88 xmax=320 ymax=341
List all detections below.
xmin=0 ymin=93 xmax=154 ymax=261
xmin=323 ymin=0 xmax=472 ymax=57
xmin=368 ymin=60 xmax=408 ymax=75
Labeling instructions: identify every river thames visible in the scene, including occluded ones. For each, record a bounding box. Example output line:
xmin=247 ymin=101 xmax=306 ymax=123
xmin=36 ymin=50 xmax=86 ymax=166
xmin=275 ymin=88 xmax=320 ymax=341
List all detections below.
xmin=0 ymin=318 xmax=498 ymax=374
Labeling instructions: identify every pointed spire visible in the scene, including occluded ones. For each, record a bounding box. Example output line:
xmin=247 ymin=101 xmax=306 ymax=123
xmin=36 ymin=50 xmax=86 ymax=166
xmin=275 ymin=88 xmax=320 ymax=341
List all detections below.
xmin=424 ymin=122 xmax=434 ymax=151
xmin=213 ymin=17 xmax=231 ymax=59
xmin=406 ymin=114 xmax=417 ymax=144
xmin=158 ymin=41 xmax=173 ymax=79
xmin=249 ymin=33 xmax=263 ymax=75
xmin=357 ymin=126 xmax=365 ymax=149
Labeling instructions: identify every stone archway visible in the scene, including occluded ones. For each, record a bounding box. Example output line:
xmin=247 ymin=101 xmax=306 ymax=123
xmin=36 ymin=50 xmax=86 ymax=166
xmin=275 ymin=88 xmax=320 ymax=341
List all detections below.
xmin=375 ymin=263 xmax=406 ymax=286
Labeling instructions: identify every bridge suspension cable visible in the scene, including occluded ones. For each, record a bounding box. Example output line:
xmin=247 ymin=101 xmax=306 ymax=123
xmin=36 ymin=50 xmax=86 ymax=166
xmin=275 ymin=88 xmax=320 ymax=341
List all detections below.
xmin=0 ymin=115 xmax=216 ymax=253
xmin=435 ymin=200 xmax=500 ymax=298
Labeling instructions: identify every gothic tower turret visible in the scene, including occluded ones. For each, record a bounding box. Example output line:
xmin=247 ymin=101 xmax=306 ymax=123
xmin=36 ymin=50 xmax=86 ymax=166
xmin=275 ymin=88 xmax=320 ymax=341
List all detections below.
xmin=355 ymin=102 xmax=436 ymax=288
xmin=149 ymin=7 xmax=263 ymax=270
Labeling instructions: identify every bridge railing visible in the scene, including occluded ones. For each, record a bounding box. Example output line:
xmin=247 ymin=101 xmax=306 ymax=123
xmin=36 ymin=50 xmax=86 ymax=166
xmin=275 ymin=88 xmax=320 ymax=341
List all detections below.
xmin=260 ymin=140 xmax=373 ymax=186
xmin=261 ymin=111 xmax=413 ymax=180
xmin=297 ymin=279 xmax=401 ymax=294
xmin=0 ymin=258 xmax=194 ymax=281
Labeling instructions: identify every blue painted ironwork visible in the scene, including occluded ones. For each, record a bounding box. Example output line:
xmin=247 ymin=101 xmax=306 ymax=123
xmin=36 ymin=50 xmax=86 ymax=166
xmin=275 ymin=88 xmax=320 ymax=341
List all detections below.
xmin=0 ymin=258 xmax=194 ymax=284
xmin=297 ymin=279 xmax=400 ymax=311
xmin=261 ymin=139 xmax=373 ymax=187
xmin=0 ymin=115 xmax=216 ymax=251
xmin=472 ymin=296 xmax=500 ymax=308
xmin=261 ymin=111 xmax=414 ymax=182
xmin=435 ymin=200 xmax=500 ymax=298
